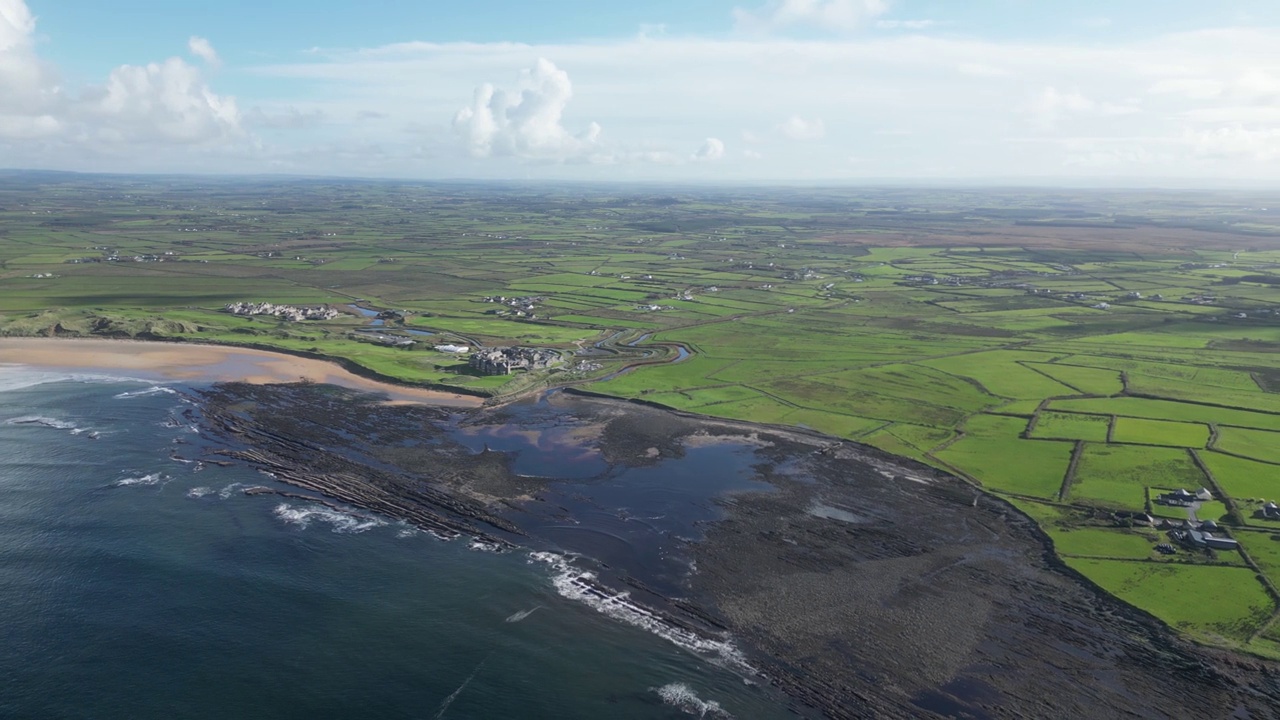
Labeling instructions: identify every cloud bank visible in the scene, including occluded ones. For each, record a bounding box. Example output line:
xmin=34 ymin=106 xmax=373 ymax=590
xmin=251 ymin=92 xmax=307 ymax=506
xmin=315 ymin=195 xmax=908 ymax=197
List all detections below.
xmin=734 ymin=0 xmax=890 ymax=33
xmin=5 ymin=0 xmax=1280 ymax=183
xmin=0 ymin=0 xmax=242 ymax=166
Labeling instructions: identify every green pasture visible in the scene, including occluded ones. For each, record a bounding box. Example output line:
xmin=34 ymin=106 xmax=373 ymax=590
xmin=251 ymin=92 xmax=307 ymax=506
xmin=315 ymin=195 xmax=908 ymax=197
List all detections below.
xmin=1066 ymin=559 xmax=1273 ymax=644
xmin=1214 ymin=427 xmax=1280 ymax=465
xmin=1049 ymin=397 xmax=1280 ymax=432
xmin=1029 ymin=412 xmax=1110 ymax=442
xmin=1070 ymin=445 xmax=1206 ymax=509
xmin=1111 ymin=418 xmax=1210 ymax=448
xmin=1200 ymin=452 xmax=1280 ymax=504
xmin=1025 ymin=362 xmax=1124 ymax=396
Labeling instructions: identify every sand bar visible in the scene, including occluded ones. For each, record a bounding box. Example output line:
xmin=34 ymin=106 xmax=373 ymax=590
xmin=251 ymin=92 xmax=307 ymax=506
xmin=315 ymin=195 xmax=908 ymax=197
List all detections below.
xmin=0 ymin=337 xmax=483 ymax=407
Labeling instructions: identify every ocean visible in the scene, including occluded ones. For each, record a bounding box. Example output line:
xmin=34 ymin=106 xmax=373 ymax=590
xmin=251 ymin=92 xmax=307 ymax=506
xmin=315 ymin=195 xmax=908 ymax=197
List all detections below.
xmin=0 ymin=369 xmax=798 ymax=719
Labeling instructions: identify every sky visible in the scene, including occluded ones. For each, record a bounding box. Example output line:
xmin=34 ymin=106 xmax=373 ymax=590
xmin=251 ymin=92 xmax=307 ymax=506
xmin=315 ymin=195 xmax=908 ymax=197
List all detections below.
xmin=3 ymin=0 xmax=1280 ymax=184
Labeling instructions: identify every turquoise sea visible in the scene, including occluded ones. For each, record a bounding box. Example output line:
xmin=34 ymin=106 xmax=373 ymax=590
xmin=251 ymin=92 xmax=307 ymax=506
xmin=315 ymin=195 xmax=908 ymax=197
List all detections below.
xmin=0 ymin=369 xmax=798 ymax=719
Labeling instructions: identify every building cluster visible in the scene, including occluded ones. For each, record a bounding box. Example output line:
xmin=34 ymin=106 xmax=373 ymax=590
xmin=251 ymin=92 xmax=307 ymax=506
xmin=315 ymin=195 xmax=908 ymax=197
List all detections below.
xmin=1170 ymin=520 xmax=1239 ymax=552
xmin=482 ymin=295 xmax=543 ymax=318
xmin=469 ymin=347 xmax=562 ymax=376
xmin=224 ymin=302 xmax=340 ymax=322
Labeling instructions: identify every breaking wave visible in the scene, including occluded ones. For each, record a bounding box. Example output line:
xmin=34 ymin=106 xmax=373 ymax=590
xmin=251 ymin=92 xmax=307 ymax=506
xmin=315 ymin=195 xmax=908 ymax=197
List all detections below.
xmin=114 ymin=386 xmax=177 ymax=400
xmin=654 ymin=683 xmax=733 ymax=718
xmin=469 ymin=539 xmax=505 ymax=553
xmin=0 ymin=368 xmax=157 ymax=394
xmin=504 ymin=606 xmax=543 ymax=623
xmin=185 ymin=483 xmax=263 ymax=500
xmin=528 ymin=552 xmax=750 ymax=672
xmin=6 ymin=415 xmax=81 ymax=431
xmin=112 ymin=473 xmax=171 ymax=488
xmin=272 ymin=502 xmax=387 ymax=534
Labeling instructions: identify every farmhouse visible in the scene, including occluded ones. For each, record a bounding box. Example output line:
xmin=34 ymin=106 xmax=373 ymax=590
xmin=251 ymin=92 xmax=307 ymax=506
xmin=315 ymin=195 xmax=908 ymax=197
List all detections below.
xmin=1258 ymin=502 xmax=1280 ymax=521
xmin=1156 ymin=488 xmax=1213 ymax=507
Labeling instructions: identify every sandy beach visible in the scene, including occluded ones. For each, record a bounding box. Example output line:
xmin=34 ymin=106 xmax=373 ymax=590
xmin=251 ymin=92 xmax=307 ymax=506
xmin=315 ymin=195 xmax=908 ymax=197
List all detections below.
xmin=0 ymin=337 xmax=483 ymax=407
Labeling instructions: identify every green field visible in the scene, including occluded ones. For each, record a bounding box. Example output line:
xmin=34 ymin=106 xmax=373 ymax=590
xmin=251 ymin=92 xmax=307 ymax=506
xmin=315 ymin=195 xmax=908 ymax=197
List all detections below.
xmin=1215 ymin=427 xmax=1280 ymax=465
xmin=1029 ymin=412 xmax=1111 ymax=442
xmin=4 ymin=177 xmax=1280 ymax=657
xmin=1111 ymin=417 xmax=1210 ymax=448
xmin=1070 ymin=444 xmax=1207 ymax=509
xmin=1066 ymin=559 xmax=1274 ymax=644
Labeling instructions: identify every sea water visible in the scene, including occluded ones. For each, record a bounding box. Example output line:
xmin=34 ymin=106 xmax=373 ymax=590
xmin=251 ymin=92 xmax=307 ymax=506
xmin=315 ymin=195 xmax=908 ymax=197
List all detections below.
xmin=0 ymin=370 xmax=798 ymax=719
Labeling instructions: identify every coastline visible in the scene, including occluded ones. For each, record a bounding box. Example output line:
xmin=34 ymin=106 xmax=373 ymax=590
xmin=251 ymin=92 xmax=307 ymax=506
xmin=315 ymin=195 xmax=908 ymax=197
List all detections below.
xmin=0 ymin=337 xmax=482 ymax=407
xmin=190 ymin=382 xmax=1280 ymax=718
xmin=5 ymin=343 xmax=1280 ymax=715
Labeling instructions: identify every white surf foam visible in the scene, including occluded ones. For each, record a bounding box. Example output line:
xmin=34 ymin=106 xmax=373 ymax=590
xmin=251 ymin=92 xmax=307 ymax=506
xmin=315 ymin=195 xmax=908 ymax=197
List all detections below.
xmin=114 ymin=386 xmax=177 ymax=400
xmin=654 ymin=683 xmax=733 ymax=718
xmin=504 ymin=606 xmax=543 ymax=623
xmin=112 ymin=472 xmax=171 ymax=488
xmin=468 ymin=539 xmax=505 ymax=553
xmin=527 ymin=552 xmax=752 ymax=673
xmin=5 ymin=415 xmax=80 ymax=431
xmin=187 ymin=486 xmax=214 ymax=498
xmin=0 ymin=367 xmax=158 ymax=394
xmin=272 ymin=502 xmax=387 ymax=534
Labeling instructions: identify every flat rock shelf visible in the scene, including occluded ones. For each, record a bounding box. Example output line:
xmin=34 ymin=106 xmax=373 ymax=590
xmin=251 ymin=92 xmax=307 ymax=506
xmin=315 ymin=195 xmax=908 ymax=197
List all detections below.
xmin=196 ymin=382 xmax=1280 ymax=719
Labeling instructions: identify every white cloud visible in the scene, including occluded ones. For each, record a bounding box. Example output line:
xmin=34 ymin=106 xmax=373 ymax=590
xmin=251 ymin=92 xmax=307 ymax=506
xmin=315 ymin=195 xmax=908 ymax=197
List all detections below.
xmin=0 ymin=0 xmax=56 ymax=109
xmin=734 ymin=0 xmax=889 ymax=33
xmin=245 ymin=106 xmax=325 ymax=129
xmin=453 ymin=58 xmax=602 ymax=162
xmin=743 ymin=149 xmax=764 ymax=160
xmin=1026 ymin=87 xmax=1138 ymax=129
xmin=188 ymin=36 xmax=221 ymax=67
xmin=876 ymin=19 xmax=937 ymax=30
xmin=779 ymin=114 xmax=826 ymax=140
xmin=693 ymin=137 xmax=726 ymax=161
xmin=85 ymin=57 xmax=241 ymax=144
xmin=0 ymin=0 xmax=242 ymax=154
xmin=1186 ymin=124 xmax=1280 ymax=161
xmin=0 ymin=0 xmax=35 ymax=52
xmin=958 ymin=62 xmax=1013 ymax=78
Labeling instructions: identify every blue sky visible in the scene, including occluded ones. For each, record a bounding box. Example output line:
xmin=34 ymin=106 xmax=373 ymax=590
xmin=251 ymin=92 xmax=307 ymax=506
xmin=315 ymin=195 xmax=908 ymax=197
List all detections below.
xmin=5 ymin=0 xmax=1280 ymax=182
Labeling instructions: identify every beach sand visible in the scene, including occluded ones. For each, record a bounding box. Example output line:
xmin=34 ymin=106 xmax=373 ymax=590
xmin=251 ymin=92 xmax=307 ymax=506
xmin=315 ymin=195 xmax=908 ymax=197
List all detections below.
xmin=0 ymin=337 xmax=482 ymax=407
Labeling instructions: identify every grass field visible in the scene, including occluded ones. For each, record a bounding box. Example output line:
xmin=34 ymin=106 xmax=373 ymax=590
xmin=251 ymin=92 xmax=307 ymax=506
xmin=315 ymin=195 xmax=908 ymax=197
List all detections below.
xmin=1070 ymin=445 xmax=1206 ymax=508
xmin=1199 ymin=452 xmax=1280 ymax=504
xmin=1066 ymin=559 xmax=1274 ymax=644
xmin=4 ymin=176 xmax=1280 ymax=656
xmin=1111 ymin=417 xmax=1210 ymax=448
xmin=1215 ymin=427 xmax=1280 ymax=465
xmin=1030 ymin=412 xmax=1111 ymax=442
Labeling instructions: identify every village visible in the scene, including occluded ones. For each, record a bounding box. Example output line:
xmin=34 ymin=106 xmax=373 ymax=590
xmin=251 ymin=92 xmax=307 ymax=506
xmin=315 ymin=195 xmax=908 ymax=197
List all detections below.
xmin=223 ymin=301 xmax=341 ymax=322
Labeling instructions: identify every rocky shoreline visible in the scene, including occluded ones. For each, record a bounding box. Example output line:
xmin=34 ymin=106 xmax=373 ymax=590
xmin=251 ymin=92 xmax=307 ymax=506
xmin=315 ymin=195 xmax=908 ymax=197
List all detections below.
xmin=194 ymin=381 xmax=1280 ymax=719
